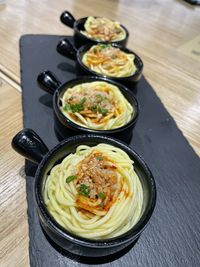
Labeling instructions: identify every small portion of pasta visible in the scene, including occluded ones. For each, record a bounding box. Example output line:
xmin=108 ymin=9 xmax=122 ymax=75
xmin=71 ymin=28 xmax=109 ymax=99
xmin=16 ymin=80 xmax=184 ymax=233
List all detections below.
xmin=81 ymin=16 xmax=126 ymax=42
xmin=82 ymin=44 xmax=136 ymax=77
xmin=60 ymin=81 xmax=134 ymax=130
xmin=43 ymin=144 xmax=143 ymax=239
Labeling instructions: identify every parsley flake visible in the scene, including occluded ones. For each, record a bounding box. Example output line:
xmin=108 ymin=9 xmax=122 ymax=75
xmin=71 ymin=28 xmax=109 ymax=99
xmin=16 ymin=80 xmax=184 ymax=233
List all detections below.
xmin=98 ymin=192 xmax=106 ymax=199
xmin=95 ymin=94 xmax=103 ymax=102
xmin=98 ymin=107 xmax=108 ymax=116
xmin=91 ymin=105 xmax=98 ymax=112
xmin=66 ymin=175 xmax=77 ymax=183
xmin=96 ymin=156 xmax=103 ymax=161
xmin=69 ymin=97 xmax=87 ymax=113
xmin=79 ymin=184 xmax=90 ymax=197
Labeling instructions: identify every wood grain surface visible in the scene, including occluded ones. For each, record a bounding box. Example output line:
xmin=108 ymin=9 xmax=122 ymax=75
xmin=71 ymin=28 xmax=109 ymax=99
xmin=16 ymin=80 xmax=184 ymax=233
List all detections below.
xmin=0 ymin=0 xmax=199 ymax=266
xmin=0 ymin=73 xmax=29 ymax=267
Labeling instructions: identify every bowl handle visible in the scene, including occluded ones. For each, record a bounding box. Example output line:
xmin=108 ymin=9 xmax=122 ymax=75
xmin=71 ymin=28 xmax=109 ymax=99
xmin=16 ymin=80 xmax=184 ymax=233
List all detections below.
xmin=11 ymin=129 xmax=49 ymax=164
xmin=56 ymin=38 xmax=77 ymax=60
xmin=37 ymin=70 xmax=62 ymax=95
xmin=60 ymin=11 xmax=76 ymax=28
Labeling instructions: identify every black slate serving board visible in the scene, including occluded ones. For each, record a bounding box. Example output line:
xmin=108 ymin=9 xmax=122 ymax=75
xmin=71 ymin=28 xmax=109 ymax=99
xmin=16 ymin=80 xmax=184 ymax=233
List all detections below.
xmin=20 ymin=35 xmax=200 ymax=267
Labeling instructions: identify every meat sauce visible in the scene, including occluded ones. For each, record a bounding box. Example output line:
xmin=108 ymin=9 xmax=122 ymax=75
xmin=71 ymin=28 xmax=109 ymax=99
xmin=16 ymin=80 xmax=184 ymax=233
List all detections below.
xmin=76 ymin=151 xmax=119 ymax=213
xmin=63 ymin=86 xmax=121 ymax=125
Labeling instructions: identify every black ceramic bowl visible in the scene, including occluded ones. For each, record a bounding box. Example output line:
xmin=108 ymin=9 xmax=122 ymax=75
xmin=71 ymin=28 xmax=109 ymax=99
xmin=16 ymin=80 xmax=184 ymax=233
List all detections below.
xmin=37 ymin=71 xmax=139 ymax=142
xmin=56 ymin=39 xmax=143 ymax=87
xmin=12 ymin=129 xmax=156 ymax=257
xmin=60 ymin=11 xmax=129 ymax=48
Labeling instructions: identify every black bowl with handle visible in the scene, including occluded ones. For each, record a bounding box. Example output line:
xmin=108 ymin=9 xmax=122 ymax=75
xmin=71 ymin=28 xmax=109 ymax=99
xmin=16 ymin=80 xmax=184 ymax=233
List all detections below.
xmin=56 ymin=39 xmax=143 ymax=87
xmin=37 ymin=71 xmax=139 ymax=142
xmin=60 ymin=11 xmax=129 ymax=48
xmin=12 ymin=129 xmax=156 ymax=257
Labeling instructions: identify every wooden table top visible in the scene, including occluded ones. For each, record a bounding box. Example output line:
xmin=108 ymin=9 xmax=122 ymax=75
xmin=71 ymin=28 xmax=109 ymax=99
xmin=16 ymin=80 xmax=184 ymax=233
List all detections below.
xmin=0 ymin=1 xmax=199 ymax=266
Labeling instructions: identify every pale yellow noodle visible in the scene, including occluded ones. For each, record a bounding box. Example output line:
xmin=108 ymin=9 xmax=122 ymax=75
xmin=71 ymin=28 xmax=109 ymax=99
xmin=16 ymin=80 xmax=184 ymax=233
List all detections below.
xmin=60 ymin=81 xmax=134 ymax=130
xmin=82 ymin=45 xmax=136 ymax=77
xmin=81 ymin=16 xmax=126 ymax=42
xmin=43 ymin=144 xmax=143 ymax=240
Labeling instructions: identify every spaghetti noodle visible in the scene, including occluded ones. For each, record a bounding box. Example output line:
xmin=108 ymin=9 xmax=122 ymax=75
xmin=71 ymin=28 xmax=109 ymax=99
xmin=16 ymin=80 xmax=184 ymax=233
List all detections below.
xmin=81 ymin=16 xmax=126 ymax=42
xmin=82 ymin=44 xmax=136 ymax=77
xmin=43 ymin=144 xmax=143 ymax=239
xmin=60 ymin=81 xmax=134 ymax=130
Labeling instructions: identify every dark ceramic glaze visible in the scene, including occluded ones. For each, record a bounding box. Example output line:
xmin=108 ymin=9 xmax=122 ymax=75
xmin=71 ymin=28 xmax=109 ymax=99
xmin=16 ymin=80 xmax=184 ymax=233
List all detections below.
xmin=12 ymin=129 xmax=156 ymax=257
xmin=37 ymin=71 xmax=139 ymax=142
xmin=60 ymin=11 xmax=129 ymax=48
xmin=56 ymin=39 xmax=143 ymax=87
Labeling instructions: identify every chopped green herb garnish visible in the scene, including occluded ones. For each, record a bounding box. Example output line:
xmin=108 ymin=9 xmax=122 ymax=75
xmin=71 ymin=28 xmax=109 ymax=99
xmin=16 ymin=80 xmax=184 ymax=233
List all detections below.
xmin=101 ymin=96 xmax=108 ymax=102
xmin=79 ymin=184 xmax=90 ymax=197
xmin=72 ymin=104 xmax=82 ymax=113
xmin=99 ymin=44 xmax=108 ymax=49
xmin=98 ymin=192 xmax=106 ymax=199
xmin=65 ymin=98 xmax=87 ymax=113
xmin=63 ymin=103 xmax=70 ymax=111
xmin=96 ymin=156 xmax=103 ymax=161
xmin=70 ymin=104 xmax=80 ymax=113
xmin=80 ymin=97 xmax=86 ymax=105
xmin=66 ymin=175 xmax=77 ymax=183
xmin=91 ymin=105 xmax=98 ymax=112
xmin=98 ymin=107 xmax=108 ymax=116
xmin=95 ymin=94 xmax=103 ymax=102
xmin=101 ymin=108 xmax=108 ymax=116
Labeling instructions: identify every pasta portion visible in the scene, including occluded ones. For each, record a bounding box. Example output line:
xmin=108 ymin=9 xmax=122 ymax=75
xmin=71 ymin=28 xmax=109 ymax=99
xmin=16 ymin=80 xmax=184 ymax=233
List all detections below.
xmin=60 ymin=81 xmax=134 ymax=130
xmin=43 ymin=144 xmax=143 ymax=240
xmin=82 ymin=44 xmax=136 ymax=77
xmin=81 ymin=16 xmax=126 ymax=42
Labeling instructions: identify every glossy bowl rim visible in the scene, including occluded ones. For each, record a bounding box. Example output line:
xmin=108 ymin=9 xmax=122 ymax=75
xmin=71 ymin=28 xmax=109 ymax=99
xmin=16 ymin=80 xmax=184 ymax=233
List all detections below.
xmin=76 ymin=43 xmax=144 ymax=81
xmin=73 ymin=16 xmax=129 ymax=44
xmin=53 ymin=76 xmax=139 ymax=134
xmin=35 ymin=134 xmax=156 ymax=248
